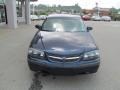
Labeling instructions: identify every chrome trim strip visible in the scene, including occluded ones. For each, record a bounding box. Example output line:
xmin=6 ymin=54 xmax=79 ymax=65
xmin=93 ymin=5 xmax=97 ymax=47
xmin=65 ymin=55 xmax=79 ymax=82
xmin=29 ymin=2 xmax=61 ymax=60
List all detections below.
xmin=48 ymin=56 xmax=80 ymax=60
xmin=48 ymin=56 xmax=63 ymax=59
xmin=65 ymin=57 xmax=80 ymax=59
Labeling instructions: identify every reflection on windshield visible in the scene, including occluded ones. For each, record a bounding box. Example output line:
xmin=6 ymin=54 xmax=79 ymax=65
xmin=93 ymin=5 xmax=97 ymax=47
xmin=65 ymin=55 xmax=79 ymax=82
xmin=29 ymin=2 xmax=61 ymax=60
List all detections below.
xmin=53 ymin=23 xmax=64 ymax=32
xmin=43 ymin=18 xmax=85 ymax=32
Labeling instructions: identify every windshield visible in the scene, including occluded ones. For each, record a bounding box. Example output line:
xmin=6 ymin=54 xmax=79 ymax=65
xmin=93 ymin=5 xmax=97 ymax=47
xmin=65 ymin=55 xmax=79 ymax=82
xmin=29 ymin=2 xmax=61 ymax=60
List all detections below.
xmin=42 ymin=18 xmax=85 ymax=32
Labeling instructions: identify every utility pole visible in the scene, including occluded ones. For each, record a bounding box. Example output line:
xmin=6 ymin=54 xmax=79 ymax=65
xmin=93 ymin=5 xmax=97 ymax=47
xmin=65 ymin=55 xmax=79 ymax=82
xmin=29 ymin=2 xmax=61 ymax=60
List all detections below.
xmin=96 ymin=2 xmax=100 ymax=16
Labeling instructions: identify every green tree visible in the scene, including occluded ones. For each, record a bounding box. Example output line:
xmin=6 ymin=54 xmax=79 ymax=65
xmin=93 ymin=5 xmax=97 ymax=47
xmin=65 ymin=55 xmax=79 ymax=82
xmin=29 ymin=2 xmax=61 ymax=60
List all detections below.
xmin=110 ymin=7 xmax=120 ymax=20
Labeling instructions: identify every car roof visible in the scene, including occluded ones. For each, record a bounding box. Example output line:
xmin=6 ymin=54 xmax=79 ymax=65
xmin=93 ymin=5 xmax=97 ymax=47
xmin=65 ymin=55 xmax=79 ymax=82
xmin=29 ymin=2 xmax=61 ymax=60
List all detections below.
xmin=47 ymin=14 xmax=81 ymax=19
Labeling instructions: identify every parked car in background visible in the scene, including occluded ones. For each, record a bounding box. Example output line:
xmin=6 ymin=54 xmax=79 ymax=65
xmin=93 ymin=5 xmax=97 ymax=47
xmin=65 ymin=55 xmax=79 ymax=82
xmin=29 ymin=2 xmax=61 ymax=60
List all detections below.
xmin=31 ymin=15 xmax=39 ymax=21
xmin=39 ymin=15 xmax=47 ymax=20
xmin=27 ymin=14 xmax=100 ymax=75
xmin=91 ymin=16 xmax=102 ymax=21
xmin=82 ymin=15 xmax=91 ymax=21
xmin=101 ymin=16 xmax=111 ymax=21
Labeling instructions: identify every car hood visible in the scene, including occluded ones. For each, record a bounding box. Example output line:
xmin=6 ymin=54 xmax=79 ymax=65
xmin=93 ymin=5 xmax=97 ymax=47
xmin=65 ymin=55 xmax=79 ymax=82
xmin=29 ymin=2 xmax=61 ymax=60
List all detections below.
xmin=33 ymin=31 xmax=97 ymax=55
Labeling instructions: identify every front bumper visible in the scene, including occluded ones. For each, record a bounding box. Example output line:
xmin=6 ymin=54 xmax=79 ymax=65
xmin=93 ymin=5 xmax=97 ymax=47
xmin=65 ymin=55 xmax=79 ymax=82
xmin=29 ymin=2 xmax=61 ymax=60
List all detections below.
xmin=28 ymin=58 xmax=100 ymax=75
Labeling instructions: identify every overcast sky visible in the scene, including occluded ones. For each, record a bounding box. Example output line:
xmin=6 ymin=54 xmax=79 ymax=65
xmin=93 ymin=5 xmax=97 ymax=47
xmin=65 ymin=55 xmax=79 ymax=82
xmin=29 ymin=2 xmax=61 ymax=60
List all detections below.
xmin=31 ymin=0 xmax=120 ymax=9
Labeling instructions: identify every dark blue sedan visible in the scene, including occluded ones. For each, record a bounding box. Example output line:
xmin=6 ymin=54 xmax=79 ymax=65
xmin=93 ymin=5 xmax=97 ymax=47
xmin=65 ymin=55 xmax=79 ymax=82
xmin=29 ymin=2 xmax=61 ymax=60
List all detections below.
xmin=27 ymin=14 xmax=100 ymax=75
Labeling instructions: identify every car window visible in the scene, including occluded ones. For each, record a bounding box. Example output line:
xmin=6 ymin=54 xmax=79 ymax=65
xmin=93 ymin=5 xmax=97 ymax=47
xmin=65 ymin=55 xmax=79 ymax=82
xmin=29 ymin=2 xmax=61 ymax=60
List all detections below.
xmin=42 ymin=18 xmax=85 ymax=32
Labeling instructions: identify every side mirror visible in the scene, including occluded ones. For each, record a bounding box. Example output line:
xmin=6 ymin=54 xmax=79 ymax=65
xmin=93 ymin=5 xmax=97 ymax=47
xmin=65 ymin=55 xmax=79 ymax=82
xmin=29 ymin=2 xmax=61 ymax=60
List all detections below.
xmin=35 ymin=25 xmax=42 ymax=30
xmin=87 ymin=26 xmax=93 ymax=32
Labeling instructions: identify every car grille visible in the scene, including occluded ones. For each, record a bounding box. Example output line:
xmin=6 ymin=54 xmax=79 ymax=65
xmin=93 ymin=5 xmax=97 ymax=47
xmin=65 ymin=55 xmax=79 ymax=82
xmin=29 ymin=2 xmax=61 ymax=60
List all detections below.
xmin=47 ymin=53 xmax=82 ymax=62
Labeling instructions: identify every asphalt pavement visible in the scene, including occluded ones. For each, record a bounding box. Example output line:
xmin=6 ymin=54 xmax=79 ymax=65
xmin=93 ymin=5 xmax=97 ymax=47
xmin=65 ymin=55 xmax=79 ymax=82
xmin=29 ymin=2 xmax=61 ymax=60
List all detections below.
xmin=0 ymin=21 xmax=120 ymax=90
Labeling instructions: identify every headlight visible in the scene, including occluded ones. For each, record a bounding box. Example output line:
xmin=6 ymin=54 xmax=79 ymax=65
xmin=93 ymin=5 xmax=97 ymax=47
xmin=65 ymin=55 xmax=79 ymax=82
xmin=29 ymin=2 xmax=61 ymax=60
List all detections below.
xmin=28 ymin=48 xmax=44 ymax=59
xmin=83 ymin=50 xmax=100 ymax=60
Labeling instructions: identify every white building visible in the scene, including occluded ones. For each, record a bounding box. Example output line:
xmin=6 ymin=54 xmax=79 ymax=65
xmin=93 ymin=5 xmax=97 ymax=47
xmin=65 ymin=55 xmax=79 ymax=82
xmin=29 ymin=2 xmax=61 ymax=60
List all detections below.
xmin=0 ymin=0 xmax=37 ymax=29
